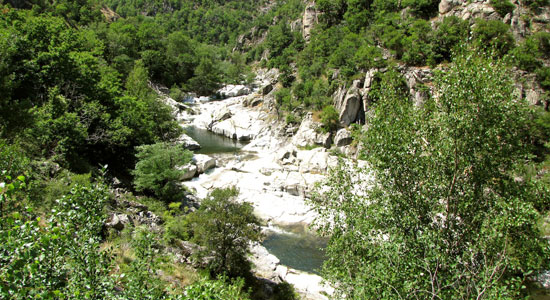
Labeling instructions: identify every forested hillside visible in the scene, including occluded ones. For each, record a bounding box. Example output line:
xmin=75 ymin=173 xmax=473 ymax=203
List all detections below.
xmin=1 ymin=0 xmax=550 ymax=299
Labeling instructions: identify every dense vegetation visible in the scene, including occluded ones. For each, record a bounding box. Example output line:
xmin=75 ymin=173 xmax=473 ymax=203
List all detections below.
xmin=0 ymin=0 xmax=293 ymax=298
xmin=311 ymin=53 xmax=550 ymax=299
xmin=1 ymin=0 xmax=550 ymax=299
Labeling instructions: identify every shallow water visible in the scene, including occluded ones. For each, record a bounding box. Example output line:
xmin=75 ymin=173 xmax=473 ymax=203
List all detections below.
xmin=262 ymin=226 xmax=327 ymax=275
xmin=184 ymin=126 xmax=248 ymax=154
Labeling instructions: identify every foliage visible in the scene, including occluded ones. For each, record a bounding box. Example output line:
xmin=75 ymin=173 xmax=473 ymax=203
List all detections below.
xmin=133 ymin=142 xmax=193 ymax=202
xmin=472 ymin=19 xmax=515 ymax=56
xmin=184 ymin=275 xmax=250 ymax=300
xmin=311 ymin=53 xmax=550 ymax=299
xmin=0 ymin=180 xmax=115 ymax=299
xmin=186 ymin=187 xmax=262 ymax=278
xmin=432 ymin=16 xmax=470 ymax=63
xmin=319 ymin=105 xmax=340 ymax=133
xmin=490 ymin=0 xmax=516 ymax=17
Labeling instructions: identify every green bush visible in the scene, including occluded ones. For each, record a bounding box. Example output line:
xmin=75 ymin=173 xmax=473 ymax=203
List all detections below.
xmin=133 ymin=142 xmax=193 ymax=202
xmin=320 ymin=105 xmax=340 ymax=133
xmin=490 ymin=0 xmax=516 ymax=16
xmin=472 ymin=19 xmax=515 ymax=56
xmin=536 ymin=66 xmax=550 ymax=90
xmin=433 ymin=16 xmax=470 ymax=63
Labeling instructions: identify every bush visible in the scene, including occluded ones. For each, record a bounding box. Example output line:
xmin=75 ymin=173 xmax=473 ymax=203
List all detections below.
xmin=133 ymin=142 xmax=193 ymax=202
xmin=536 ymin=66 xmax=550 ymax=90
xmin=433 ymin=16 xmax=470 ymax=63
xmin=320 ymin=105 xmax=340 ymax=133
xmin=472 ymin=19 xmax=515 ymax=56
xmin=490 ymin=0 xmax=516 ymax=16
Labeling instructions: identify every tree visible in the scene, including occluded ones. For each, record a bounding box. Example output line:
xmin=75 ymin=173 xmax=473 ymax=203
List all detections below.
xmin=311 ymin=52 xmax=550 ymax=299
xmin=133 ymin=142 xmax=193 ymax=202
xmin=187 ymin=187 xmax=262 ymax=278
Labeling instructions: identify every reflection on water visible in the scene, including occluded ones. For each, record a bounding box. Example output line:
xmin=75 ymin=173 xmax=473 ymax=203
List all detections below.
xmin=262 ymin=226 xmax=327 ymax=275
xmin=184 ymin=126 xmax=248 ymax=154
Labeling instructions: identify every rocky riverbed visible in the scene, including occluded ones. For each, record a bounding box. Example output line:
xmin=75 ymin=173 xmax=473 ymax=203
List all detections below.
xmin=172 ymin=82 xmax=338 ymax=299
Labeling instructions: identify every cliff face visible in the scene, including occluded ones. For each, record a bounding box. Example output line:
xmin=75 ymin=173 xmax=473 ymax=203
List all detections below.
xmin=290 ymin=0 xmax=550 ymax=126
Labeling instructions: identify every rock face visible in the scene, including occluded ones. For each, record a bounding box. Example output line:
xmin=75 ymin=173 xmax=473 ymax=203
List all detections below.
xmin=303 ymin=2 xmax=317 ymax=41
xmin=291 ymin=113 xmax=332 ymax=148
xmin=334 ymin=128 xmax=353 ymax=147
xmin=337 ymin=85 xmax=362 ymax=126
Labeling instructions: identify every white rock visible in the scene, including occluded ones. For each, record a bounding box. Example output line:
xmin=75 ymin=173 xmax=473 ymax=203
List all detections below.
xmin=176 ymin=133 xmax=201 ymax=150
xmin=178 ymin=164 xmax=197 ymax=181
xmin=334 ymin=128 xmax=353 ymax=147
xmin=193 ymin=154 xmax=217 ymax=174
xmin=285 ymin=270 xmax=334 ymax=300
xmin=218 ymin=85 xmax=251 ymax=98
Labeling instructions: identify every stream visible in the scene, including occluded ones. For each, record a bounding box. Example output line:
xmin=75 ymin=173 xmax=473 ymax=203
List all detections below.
xmin=185 ymin=125 xmax=327 ymax=275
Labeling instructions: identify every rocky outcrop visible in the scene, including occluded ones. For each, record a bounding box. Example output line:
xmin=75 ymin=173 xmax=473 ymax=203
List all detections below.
xmin=193 ymin=154 xmax=217 ymax=174
xmin=218 ymin=85 xmax=251 ymax=98
xmin=334 ymin=128 xmax=353 ymax=147
xmin=303 ymin=2 xmax=317 ymax=41
xmin=176 ymin=133 xmax=201 ymax=151
xmin=337 ymin=84 xmax=363 ymax=126
xmin=438 ymin=0 xmax=498 ymax=20
xmin=400 ymin=66 xmax=433 ymax=107
xmin=291 ymin=113 xmax=332 ymax=148
xmin=105 ymin=213 xmax=131 ymax=231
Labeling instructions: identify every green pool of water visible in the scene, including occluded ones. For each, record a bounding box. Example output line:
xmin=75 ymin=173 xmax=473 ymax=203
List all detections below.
xmin=262 ymin=227 xmax=327 ymax=275
xmin=184 ymin=126 xmax=247 ymax=154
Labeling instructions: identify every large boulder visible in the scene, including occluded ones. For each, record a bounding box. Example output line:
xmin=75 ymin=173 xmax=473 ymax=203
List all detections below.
xmin=176 ymin=133 xmax=201 ymax=151
xmin=218 ymin=85 xmax=251 ymax=98
xmin=193 ymin=154 xmax=217 ymax=174
xmin=105 ymin=213 xmax=131 ymax=231
xmin=177 ymin=164 xmax=197 ymax=180
xmin=338 ymin=86 xmax=362 ymax=126
xmin=334 ymin=128 xmax=353 ymax=147
xmin=291 ymin=113 xmax=332 ymax=148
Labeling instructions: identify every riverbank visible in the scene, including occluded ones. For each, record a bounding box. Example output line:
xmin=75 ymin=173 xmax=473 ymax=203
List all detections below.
xmin=172 ymin=85 xmax=336 ymax=299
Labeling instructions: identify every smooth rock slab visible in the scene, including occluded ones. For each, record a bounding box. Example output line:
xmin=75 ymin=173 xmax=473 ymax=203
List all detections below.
xmin=193 ymin=154 xmax=217 ymax=174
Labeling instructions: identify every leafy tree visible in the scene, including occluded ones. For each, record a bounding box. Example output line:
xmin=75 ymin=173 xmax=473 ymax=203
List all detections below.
xmin=133 ymin=142 xmax=193 ymax=202
xmin=472 ymin=19 xmax=515 ymax=56
xmin=432 ymin=16 xmax=470 ymax=63
xmin=187 ymin=187 xmax=262 ymax=278
xmin=187 ymin=55 xmax=221 ymax=96
xmin=311 ymin=53 xmax=550 ymax=299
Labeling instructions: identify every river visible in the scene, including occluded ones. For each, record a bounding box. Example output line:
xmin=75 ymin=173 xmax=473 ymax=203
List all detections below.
xmin=185 ymin=125 xmax=327 ymax=275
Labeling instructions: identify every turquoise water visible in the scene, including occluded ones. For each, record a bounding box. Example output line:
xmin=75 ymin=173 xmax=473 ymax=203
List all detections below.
xmin=184 ymin=126 xmax=247 ymax=154
xmin=262 ymin=227 xmax=327 ymax=275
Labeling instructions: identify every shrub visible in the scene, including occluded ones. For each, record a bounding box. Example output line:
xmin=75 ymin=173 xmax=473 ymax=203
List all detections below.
xmin=320 ymin=105 xmax=340 ymax=133
xmin=433 ymin=16 xmax=470 ymax=63
xmin=133 ymin=142 xmax=193 ymax=202
xmin=490 ymin=0 xmax=516 ymax=16
xmin=472 ymin=19 xmax=515 ymax=56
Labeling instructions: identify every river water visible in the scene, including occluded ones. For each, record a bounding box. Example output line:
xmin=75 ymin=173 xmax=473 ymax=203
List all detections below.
xmin=185 ymin=125 xmax=327 ymax=275
xmin=262 ymin=225 xmax=327 ymax=275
